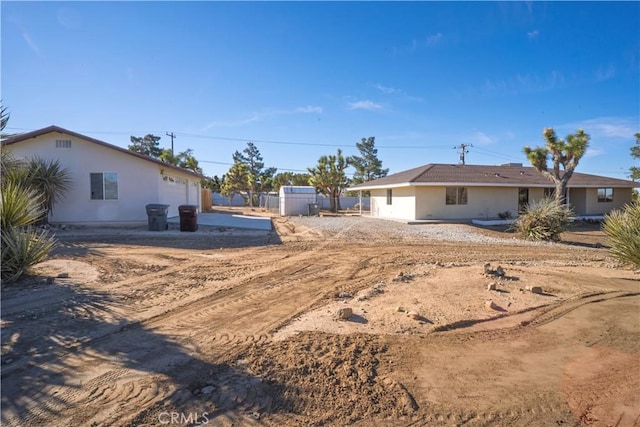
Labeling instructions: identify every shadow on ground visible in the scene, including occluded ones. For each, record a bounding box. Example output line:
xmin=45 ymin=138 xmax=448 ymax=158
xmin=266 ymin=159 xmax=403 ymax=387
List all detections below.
xmin=0 ymin=274 xmax=291 ymax=426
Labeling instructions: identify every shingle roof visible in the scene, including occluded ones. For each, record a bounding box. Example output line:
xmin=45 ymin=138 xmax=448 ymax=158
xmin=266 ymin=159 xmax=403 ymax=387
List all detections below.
xmin=1 ymin=125 xmax=203 ymax=179
xmin=349 ymin=163 xmax=639 ymax=189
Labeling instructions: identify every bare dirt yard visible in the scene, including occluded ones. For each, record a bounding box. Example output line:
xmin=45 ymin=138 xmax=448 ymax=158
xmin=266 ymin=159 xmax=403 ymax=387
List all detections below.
xmin=2 ymin=208 xmax=639 ymax=427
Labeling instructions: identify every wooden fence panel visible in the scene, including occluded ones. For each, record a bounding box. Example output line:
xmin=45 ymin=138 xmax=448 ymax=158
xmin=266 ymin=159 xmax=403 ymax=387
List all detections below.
xmin=201 ymin=189 xmax=212 ymax=211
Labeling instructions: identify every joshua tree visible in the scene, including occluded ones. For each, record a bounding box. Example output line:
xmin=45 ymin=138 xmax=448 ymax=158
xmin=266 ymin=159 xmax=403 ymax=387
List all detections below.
xmin=524 ymin=128 xmax=590 ymax=206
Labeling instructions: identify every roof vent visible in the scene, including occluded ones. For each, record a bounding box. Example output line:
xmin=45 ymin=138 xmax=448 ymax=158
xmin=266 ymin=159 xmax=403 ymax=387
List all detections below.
xmin=520 ymin=171 xmax=525 ymax=175
xmin=495 ymin=173 xmax=500 ymax=177
xmin=501 ymin=163 xmax=523 ymax=167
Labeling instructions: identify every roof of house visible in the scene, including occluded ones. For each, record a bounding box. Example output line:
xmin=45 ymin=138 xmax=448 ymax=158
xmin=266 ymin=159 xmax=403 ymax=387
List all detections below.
xmin=1 ymin=125 xmax=203 ymax=179
xmin=349 ymin=163 xmax=639 ymax=190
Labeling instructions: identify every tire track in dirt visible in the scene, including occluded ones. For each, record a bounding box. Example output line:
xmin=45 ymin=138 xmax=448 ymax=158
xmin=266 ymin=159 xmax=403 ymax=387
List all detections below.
xmin=386 ymin=293 xmax=640 ymax=427
xmin=7 ymin=234 xmax=386 ymax=426
xmin=524 ymin=290 xmax=639 ymax=328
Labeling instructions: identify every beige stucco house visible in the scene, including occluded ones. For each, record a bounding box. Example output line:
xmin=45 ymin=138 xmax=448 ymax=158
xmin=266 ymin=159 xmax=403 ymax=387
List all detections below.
xmin=349 ymin=163 xmax=638 ymax=222
xmin=2 ymin=125 xmax=202 ymax=225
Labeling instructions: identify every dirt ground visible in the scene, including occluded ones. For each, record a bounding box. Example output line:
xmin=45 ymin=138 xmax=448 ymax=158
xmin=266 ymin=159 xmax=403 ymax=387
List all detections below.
xmin=1 ymin=209 xmax=639 ymax=427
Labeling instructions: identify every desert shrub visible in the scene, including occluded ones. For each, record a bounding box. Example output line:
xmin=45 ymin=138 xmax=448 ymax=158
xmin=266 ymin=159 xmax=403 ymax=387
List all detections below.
xmin=1 ymin=227 xmax=55 ymax=283
xmin=0 ymin=152 xmax=61 ymax=283
xmin=512 ymin=197 xmax=574 ymax=241
xmin=603 ymin=204 xmax=640 ymax=269
xmin=1 ymin=179 xmax=45 ymax=230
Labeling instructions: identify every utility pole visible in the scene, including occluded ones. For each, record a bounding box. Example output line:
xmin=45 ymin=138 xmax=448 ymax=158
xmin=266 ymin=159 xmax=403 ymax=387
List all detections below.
xmin=453 ymin=143 xmax=472 ymax=165
xmin=166 ymin=132 xmax=176 ymax=155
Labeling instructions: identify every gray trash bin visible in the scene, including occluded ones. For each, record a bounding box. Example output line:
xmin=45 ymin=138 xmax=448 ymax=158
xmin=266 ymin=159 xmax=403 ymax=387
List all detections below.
xmin=308 ymin=203 xmax=320 ymax=216
xmin=146 ymin=204 xmax=169 ymax=231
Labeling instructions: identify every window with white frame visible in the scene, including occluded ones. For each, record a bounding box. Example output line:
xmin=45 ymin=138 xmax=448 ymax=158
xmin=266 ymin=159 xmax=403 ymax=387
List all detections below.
xmin=90 ymin=173 xmax=118 ymax=200
xmin=445 ymin=187 xmax=468 ymax=205
xmin=597 ymin=188 xmax=613 ymax=203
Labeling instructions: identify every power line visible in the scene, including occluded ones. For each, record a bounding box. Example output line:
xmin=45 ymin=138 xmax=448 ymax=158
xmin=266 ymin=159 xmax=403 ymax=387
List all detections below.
xmin=453 ymin=143 xmax=472 ymax=165
xmin=5 ymin=127 xmax=453 ymax=150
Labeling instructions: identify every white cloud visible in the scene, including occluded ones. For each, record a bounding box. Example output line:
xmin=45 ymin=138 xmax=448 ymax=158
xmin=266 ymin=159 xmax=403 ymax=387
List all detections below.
xmin=584 ymin=148 xmax=605 ymax=158
xmin=560 ymin=117 xmax=638 ymax=139
xmin=527 ymin=29 xmax=539 ymax=40
xmin=22 ymin=31 xmax=43 ymax=57
xmin=373 ymin=84 xmax=425 ymax=103
xmin=595 ymin=64 xmax=616 ymax=82
xmin=57 ymin=7 xmax=82 ymax=29
xmin=204 ymin=105 xmax=323 ymax=129
xmin=375 ymin=84 xmax=400 ymax=95
xmin=297 ymin=105 xmax=323 ymax=114
xmin=472 ymin=131 xmax=495 ymax=146
xmin=484 ymin=70 xmax=565 ymax=95
xmin=347 ymin=100 xmax=383 ymax=111
xmin=426 ymin=32 xmax=443 ymax=46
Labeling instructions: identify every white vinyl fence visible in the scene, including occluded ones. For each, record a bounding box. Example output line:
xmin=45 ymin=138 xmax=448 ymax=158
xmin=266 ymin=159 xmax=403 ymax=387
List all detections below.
xmin=212 ymin=192 xmax=370 ymax=216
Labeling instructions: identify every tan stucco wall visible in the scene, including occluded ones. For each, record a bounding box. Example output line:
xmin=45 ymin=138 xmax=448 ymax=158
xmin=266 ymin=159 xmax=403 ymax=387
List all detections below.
xmin=582 ymin=187 xmax=633 ymax=215
xmin=415 ymin=186 xmax=520 ymax=220
xmin=6 ymin=133 xmax=199 ymax=223
xmin=370 ymin=186 xmax=416 ymax=220
xmin=368 ymin=184 xmax=634 ymax=221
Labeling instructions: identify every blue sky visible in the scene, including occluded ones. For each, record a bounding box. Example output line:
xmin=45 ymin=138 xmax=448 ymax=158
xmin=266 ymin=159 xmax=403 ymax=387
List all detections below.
xmin=2 ymin=1 xmax=639 ymax=180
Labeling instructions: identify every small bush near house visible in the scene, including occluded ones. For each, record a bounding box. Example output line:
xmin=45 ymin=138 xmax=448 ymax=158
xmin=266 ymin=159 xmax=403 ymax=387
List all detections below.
xmin=1 ymin=227 xmax=55 ymax=283
xmin=0 ymin=152 xmax=59 ymax=283
xmin=603 ymin=203 xmax=640 ymax=270
xmin=511 ymin=197 xmax=574 ymax=242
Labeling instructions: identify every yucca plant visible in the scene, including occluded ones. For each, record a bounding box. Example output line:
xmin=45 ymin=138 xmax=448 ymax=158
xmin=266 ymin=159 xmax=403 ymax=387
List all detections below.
xmin=1 ymin=179 xmax=45 ymax=230
xmin=603 ymin=204 xmax=640 ymax=269
xmin=26 ymin=156 xmax=72 ymax=223
xmin=0 ymin=151 xmax=61 ymax=283
xmin=1 ymin=227 xmax=55 ymax=283
xmin=512 ymin=196 xmax=574 ymax=241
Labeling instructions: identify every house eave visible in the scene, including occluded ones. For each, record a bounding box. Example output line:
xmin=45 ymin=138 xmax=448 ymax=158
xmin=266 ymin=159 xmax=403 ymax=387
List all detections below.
xmin=349 ymin=181 xmax=640 ymax=191
xmin=2 ymin=125 xmax=203 ymax=180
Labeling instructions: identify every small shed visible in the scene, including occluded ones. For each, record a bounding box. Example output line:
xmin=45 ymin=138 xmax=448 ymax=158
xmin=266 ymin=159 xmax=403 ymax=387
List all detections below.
xmin=279 ymin=186 xmax=317 ymax=216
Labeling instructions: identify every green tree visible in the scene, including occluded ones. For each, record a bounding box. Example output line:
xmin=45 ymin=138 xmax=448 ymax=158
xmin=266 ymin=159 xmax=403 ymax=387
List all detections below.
xmin=630 ymin=133 xmax=640 ymax=182
xmin=221 ymin=162 xmax=249 ymax=204
xmin=202 ymin=175 xmax=223 ymax=192
xmin=160 ymin=148 xmax=202 ymax=174
xmin=524 ymin=128 xmax=590 ymax=206
xmin=308 ymin=149 xmax=350 ymax=213
xmin=231 ymin=142 xmax=277 ymax=207
xmin=271 ymin=172 xmax=311 ymax=192
xmin=348 ymin=137 xmax=389 ymax=185
xmin=129 ymin=134 xmax=163 ymax=158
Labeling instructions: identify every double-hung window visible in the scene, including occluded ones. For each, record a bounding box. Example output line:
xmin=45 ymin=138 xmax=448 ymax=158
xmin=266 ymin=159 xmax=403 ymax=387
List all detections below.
xmin=445 ymin=187 xmax=468 ymax=205
xmin=90 ymin=173 xmax=118 ymax=200
xmin=597 ymin=188 xmax=613 ymax=203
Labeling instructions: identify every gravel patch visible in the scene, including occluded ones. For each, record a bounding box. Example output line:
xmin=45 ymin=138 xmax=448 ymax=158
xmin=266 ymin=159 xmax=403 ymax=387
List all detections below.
xmin=287 ymin=215 xmax=545 ymax=246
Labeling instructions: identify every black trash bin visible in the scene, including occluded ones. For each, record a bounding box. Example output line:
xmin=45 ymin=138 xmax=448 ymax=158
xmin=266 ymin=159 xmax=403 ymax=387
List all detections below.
xmin=146 ymin=204 xmax=169 ymax=231
xmin=178 ymin=205 xmax=198 ymax=232
xmin=308 ymin=203 xmax=320 ymax=216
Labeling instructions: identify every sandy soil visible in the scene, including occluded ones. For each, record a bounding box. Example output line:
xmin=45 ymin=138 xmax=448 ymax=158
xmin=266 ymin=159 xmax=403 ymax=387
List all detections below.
xmin=1 ymin=209 xmax=639 ymax=427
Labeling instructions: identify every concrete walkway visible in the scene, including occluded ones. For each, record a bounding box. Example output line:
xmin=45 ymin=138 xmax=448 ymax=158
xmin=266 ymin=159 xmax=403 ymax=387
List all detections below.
xmin=168 ymin=212 xmax=272 ymax=231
